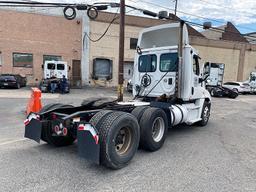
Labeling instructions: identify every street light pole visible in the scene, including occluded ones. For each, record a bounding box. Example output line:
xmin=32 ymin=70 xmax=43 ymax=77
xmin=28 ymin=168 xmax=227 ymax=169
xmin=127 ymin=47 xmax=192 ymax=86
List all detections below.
xmin=118 ymin=0 xmax=125 ymax=101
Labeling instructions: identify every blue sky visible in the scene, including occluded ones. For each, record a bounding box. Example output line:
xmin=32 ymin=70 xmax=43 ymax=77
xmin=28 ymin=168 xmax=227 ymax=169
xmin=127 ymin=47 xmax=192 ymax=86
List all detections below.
xmin=15 ymin=0 xmax=256 ymax=34
xmin=87 ymin=0 xmax=256 ymax=34
xmin=125 ymin=0 xmax=256 ymax=34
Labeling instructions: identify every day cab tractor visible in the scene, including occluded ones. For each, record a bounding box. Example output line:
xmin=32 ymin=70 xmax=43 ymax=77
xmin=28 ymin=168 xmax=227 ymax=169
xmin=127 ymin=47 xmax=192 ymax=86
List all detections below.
xmin=24 ymin=22 xmax=211 ymax=169
xmin=204 ymin=62 xmax=238 ymax=98
xmin=39 ymin=60 xmax=70 ymax=93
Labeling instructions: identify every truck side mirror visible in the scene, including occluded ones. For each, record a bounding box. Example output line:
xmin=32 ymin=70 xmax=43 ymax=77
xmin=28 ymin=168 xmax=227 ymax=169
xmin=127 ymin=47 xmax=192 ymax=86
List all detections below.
xmin=199 ymin=74 xmax=210 ymax=83
xmin=69 ymin=66 xmax=71 ymax=71
xmin=42 ymin=64 xmax=44 ymax=69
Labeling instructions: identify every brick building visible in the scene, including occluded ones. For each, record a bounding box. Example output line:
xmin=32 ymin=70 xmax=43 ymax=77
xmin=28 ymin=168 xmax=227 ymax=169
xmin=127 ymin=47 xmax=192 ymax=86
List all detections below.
xmin=0 ymin=9 xmax=255 ymax=87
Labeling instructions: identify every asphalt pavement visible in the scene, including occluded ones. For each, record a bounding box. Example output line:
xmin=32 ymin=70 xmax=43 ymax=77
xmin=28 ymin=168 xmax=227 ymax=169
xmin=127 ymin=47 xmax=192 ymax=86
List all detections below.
xmin=0 ymin=87 xmax=255 ymax=192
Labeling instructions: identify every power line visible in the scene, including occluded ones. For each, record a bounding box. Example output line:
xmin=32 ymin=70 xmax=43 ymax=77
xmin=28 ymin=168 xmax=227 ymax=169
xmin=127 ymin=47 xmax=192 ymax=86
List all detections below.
xmin=85 ymin=8 xmax=136 ymax=42
xmin=85 ymin=8 xmax=120 ymax=42
xmin=128 ymin=0 xmax=256 ymax=39
xmin=129 ymin=0 xmax=256 ymax=32
xmin=0 ymin=0 xmax=255 ymax=38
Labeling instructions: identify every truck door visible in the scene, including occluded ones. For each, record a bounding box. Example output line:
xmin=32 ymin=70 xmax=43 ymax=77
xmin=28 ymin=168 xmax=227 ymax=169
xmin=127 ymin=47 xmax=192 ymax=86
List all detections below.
xmin=191 ymin=54 xmax=201 ymax=98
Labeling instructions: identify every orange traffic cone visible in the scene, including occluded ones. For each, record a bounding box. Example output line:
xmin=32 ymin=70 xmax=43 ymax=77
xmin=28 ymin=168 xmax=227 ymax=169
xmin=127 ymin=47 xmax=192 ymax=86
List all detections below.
xmin=26 ymin=87 xmax=42 ymax=115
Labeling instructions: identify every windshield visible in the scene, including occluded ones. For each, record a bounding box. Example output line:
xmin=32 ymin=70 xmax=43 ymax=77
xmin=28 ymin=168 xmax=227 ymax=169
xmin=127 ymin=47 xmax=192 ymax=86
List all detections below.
xmin=138 ymin=54 xmax=157 ymax=72
xmin=160 ymin=53 xmax=178 ymax=72
xmin=0 ymin=75 xmax=16 ymax=81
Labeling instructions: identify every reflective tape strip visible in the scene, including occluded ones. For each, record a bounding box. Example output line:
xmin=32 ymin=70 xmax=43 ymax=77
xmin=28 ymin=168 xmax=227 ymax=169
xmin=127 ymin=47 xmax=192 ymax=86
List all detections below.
xmin=24 ymin=119 xmax=30 ymax=126
xmin=78 ymin=124 xmax=99 ymax=144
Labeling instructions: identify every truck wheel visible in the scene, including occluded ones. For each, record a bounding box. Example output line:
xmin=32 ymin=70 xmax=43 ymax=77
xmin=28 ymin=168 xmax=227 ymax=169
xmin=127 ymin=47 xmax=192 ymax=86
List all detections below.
xmin=139 ymin=107 xmax=168 ymax=152
xmin=40 ymin=103 xmax=75 ymax=146
xmin=198 ymin=101 xmax=211 ymax=126
xmin=90 ymin=111 xmax=140 ymax=169
xmin=89 ymin=110 xmax=113 ymax=127
xmin=131 ymin=106 xmax=150 ymax=122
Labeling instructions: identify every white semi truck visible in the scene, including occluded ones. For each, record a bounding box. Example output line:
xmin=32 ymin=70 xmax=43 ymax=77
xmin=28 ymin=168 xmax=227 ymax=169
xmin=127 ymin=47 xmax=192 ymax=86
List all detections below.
xmin=24 ymin=22 xmax=211 ymax=169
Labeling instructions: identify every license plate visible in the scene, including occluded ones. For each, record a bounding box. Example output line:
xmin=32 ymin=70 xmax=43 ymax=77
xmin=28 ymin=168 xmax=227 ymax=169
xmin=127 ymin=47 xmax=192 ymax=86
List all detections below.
xmin=3 ymin=83 xmax=8 ymax=86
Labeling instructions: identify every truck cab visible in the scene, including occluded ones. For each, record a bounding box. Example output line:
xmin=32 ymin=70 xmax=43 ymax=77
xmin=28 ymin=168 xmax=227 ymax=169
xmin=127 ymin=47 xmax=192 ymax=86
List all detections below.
xmin=133 ymin=23 xmax=210 ymax=102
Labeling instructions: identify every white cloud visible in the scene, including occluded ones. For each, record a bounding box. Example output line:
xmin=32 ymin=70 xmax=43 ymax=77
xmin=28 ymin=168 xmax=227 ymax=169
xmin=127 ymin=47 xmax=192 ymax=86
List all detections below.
xmin=5 ymin=0 xmax=256 ymax=26
xmin=172 ymin=0 xmax=256 ymax=25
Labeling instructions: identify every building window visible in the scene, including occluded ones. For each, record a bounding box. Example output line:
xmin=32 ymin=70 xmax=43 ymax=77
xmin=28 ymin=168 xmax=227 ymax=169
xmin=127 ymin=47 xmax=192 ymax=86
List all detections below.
xmin=13 ymin=53 xmax=33 ymax=68
xmin=130 ymin=38 xmax=138 ymax=49
xmin=93 ymin=58 xmax=113 ymax=80
xmin=43 ymin=55 xmax=62 ymax=64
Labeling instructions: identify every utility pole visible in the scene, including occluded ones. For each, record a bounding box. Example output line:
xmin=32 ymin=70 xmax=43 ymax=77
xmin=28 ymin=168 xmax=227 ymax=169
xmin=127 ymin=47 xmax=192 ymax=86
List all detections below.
xmin=174 ymin=0 xmax=178 ymax=16
xmin=118 ymin=0 xmax=125 ymax=101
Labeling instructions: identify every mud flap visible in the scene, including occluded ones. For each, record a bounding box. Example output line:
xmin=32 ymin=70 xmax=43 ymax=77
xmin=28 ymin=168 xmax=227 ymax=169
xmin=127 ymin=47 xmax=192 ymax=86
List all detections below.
xmin=77 ymin=124 xmax=100 ymax=164
xmin=24 ymin=118 xmax=42 ymax=143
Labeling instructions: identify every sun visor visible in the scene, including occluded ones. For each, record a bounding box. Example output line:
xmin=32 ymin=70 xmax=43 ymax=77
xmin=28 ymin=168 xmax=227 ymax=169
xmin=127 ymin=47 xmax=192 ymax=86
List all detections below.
xmin=138 ymin=23 xmax=189 ymax=49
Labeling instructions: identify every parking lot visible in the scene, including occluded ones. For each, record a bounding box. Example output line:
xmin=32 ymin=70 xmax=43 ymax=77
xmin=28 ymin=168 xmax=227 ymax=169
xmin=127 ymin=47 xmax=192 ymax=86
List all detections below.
xmin=0 ymin=87 xmax=256 ymax=192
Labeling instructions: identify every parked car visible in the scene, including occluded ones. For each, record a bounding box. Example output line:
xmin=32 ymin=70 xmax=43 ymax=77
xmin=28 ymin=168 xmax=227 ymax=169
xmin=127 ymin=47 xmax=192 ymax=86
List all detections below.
xmin=209 ymin=86 xmax=238 ymax=99
xmin=222 ymin=81 xmax=251 ymax=94
xmin=0 ymin=74 xmax=27 ymax=89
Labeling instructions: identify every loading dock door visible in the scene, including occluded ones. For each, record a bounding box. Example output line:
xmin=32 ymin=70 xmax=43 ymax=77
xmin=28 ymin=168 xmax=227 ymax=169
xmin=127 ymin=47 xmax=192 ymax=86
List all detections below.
xmin=72 ymin=60 xmax=81 ymax=88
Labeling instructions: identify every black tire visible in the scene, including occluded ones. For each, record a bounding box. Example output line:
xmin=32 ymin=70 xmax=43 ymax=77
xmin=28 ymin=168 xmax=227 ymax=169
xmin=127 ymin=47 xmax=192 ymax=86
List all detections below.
xmin=198 ymin=101 xmax=211 ymax=126
xmin=139 ymin=107 xmax=168 ymax=152
xmin=40 ymin=103 xmax=75 ymax=146
xmin=89 ymin=110 xmax=114 ymax=127
xmin=90 ymin=111 xmax=140 ymax=169
xmin=210 ymin=89 xmax=215 ymax=97
xmin=131 ymin=106 xmax=150 ymax=122
xmin=228 ymin=91 xmax=238 ymax=99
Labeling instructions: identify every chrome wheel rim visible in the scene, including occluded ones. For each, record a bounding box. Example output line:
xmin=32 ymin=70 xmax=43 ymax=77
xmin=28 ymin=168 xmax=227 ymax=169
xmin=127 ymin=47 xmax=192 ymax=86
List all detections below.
xmin=152 ymin=117 xmax=165 ymax=142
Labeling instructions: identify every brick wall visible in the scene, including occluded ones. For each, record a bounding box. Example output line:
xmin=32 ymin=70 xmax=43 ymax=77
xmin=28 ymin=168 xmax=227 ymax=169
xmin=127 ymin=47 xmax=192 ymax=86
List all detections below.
xmin=0 ymin=9 xmax=82 ymax=85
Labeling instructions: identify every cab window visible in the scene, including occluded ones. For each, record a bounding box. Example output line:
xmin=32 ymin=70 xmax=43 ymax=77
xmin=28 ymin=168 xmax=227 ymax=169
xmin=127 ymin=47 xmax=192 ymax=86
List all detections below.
xmin=160 ymin=53 xmax=178 ymax=72
xmin=193 ymin=55 xmax=200 ymax=75
xmin=138 ymin=54 xmax=157 ymax=72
